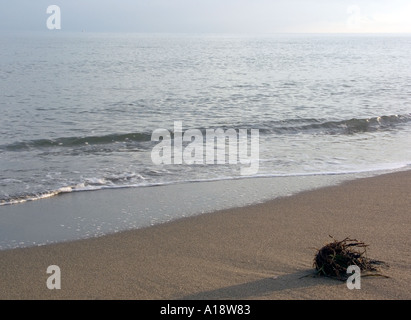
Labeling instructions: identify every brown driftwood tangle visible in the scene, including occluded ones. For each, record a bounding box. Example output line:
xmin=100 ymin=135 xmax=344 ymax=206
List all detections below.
xmin=313 ymin=236 xmax=388 ymax=281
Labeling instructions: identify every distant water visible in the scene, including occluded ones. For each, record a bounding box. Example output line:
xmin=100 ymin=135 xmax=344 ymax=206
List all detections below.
xmin=1 ymin=33 xmax=411 ymax=205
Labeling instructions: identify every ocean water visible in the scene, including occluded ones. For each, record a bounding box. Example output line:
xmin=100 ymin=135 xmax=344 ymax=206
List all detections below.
xmin=1 ymin=33 xmax=411 ymax=206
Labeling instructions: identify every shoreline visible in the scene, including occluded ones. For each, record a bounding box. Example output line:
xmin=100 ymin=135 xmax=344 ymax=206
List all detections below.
xmin=0 ymin=168 xmax=407 ymax=251
xmin=0 ymin=169 xmax=410 ymax=299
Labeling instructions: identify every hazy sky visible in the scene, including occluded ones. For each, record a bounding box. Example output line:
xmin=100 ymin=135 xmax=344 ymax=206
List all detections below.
xmin=1 ymin=0 xmax=411 ymax=33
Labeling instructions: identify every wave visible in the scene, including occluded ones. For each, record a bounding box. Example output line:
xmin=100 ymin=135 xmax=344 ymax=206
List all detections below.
xmin=1 ymin=114 xmax=410 ymax=152
xmin=260 ymin=113 xmax=411 ymax=135
xmin=1 ymin=162 xmax=409 ymax=206
xmin=2 ymin=132 xmax=153 ymax=151
xmin=0 ymin=187 xmax=73 ymax=206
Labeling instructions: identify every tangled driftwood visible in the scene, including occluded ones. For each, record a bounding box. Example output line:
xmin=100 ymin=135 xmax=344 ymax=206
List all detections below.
xmin=313 ymin=236 xmax=388 ymax=280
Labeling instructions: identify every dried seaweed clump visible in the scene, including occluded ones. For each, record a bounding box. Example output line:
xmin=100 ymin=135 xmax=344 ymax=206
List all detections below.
xmin=313 ymin=236 xmax=387 ymax=280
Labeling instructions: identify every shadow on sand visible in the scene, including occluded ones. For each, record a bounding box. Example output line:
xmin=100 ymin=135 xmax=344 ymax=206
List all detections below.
xmin=180 ymin=269 xmax=341 ymax=300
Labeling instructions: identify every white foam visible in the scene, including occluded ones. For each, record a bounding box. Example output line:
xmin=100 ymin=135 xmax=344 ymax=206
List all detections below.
xmin=1 ymin=162 xmax=409 ymax=207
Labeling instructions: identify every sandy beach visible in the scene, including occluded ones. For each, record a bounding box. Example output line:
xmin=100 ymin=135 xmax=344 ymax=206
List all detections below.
xmin=0 ymin=170 xmax=410 ymax=300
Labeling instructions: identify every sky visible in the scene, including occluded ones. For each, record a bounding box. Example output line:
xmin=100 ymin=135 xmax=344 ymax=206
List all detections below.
xmin=1 ymin=0 xmax=411 ymax=33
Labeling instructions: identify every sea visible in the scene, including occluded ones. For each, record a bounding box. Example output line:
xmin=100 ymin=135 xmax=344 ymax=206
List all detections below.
xmin=0 ymin=33 xmax=410 ymax=248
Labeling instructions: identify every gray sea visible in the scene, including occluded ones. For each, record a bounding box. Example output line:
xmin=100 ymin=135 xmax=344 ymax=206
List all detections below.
xmin=1 ymin=33 xmax=411 ymax=206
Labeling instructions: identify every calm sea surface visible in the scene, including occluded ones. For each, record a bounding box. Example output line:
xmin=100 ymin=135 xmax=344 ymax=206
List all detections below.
xmin=1 ymin=33 xmax=411 ymax=205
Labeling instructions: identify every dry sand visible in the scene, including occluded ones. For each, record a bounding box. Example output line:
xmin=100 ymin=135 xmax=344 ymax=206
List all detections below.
xmin=0 ymin=170 xmax=410 ymax=300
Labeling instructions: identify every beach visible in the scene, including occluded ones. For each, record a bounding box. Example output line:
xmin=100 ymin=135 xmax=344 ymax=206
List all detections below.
xmin=0 ymin=170 xmax=409 ymax=300
xmin=1 ymin=3 xmax=411 ymax=305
